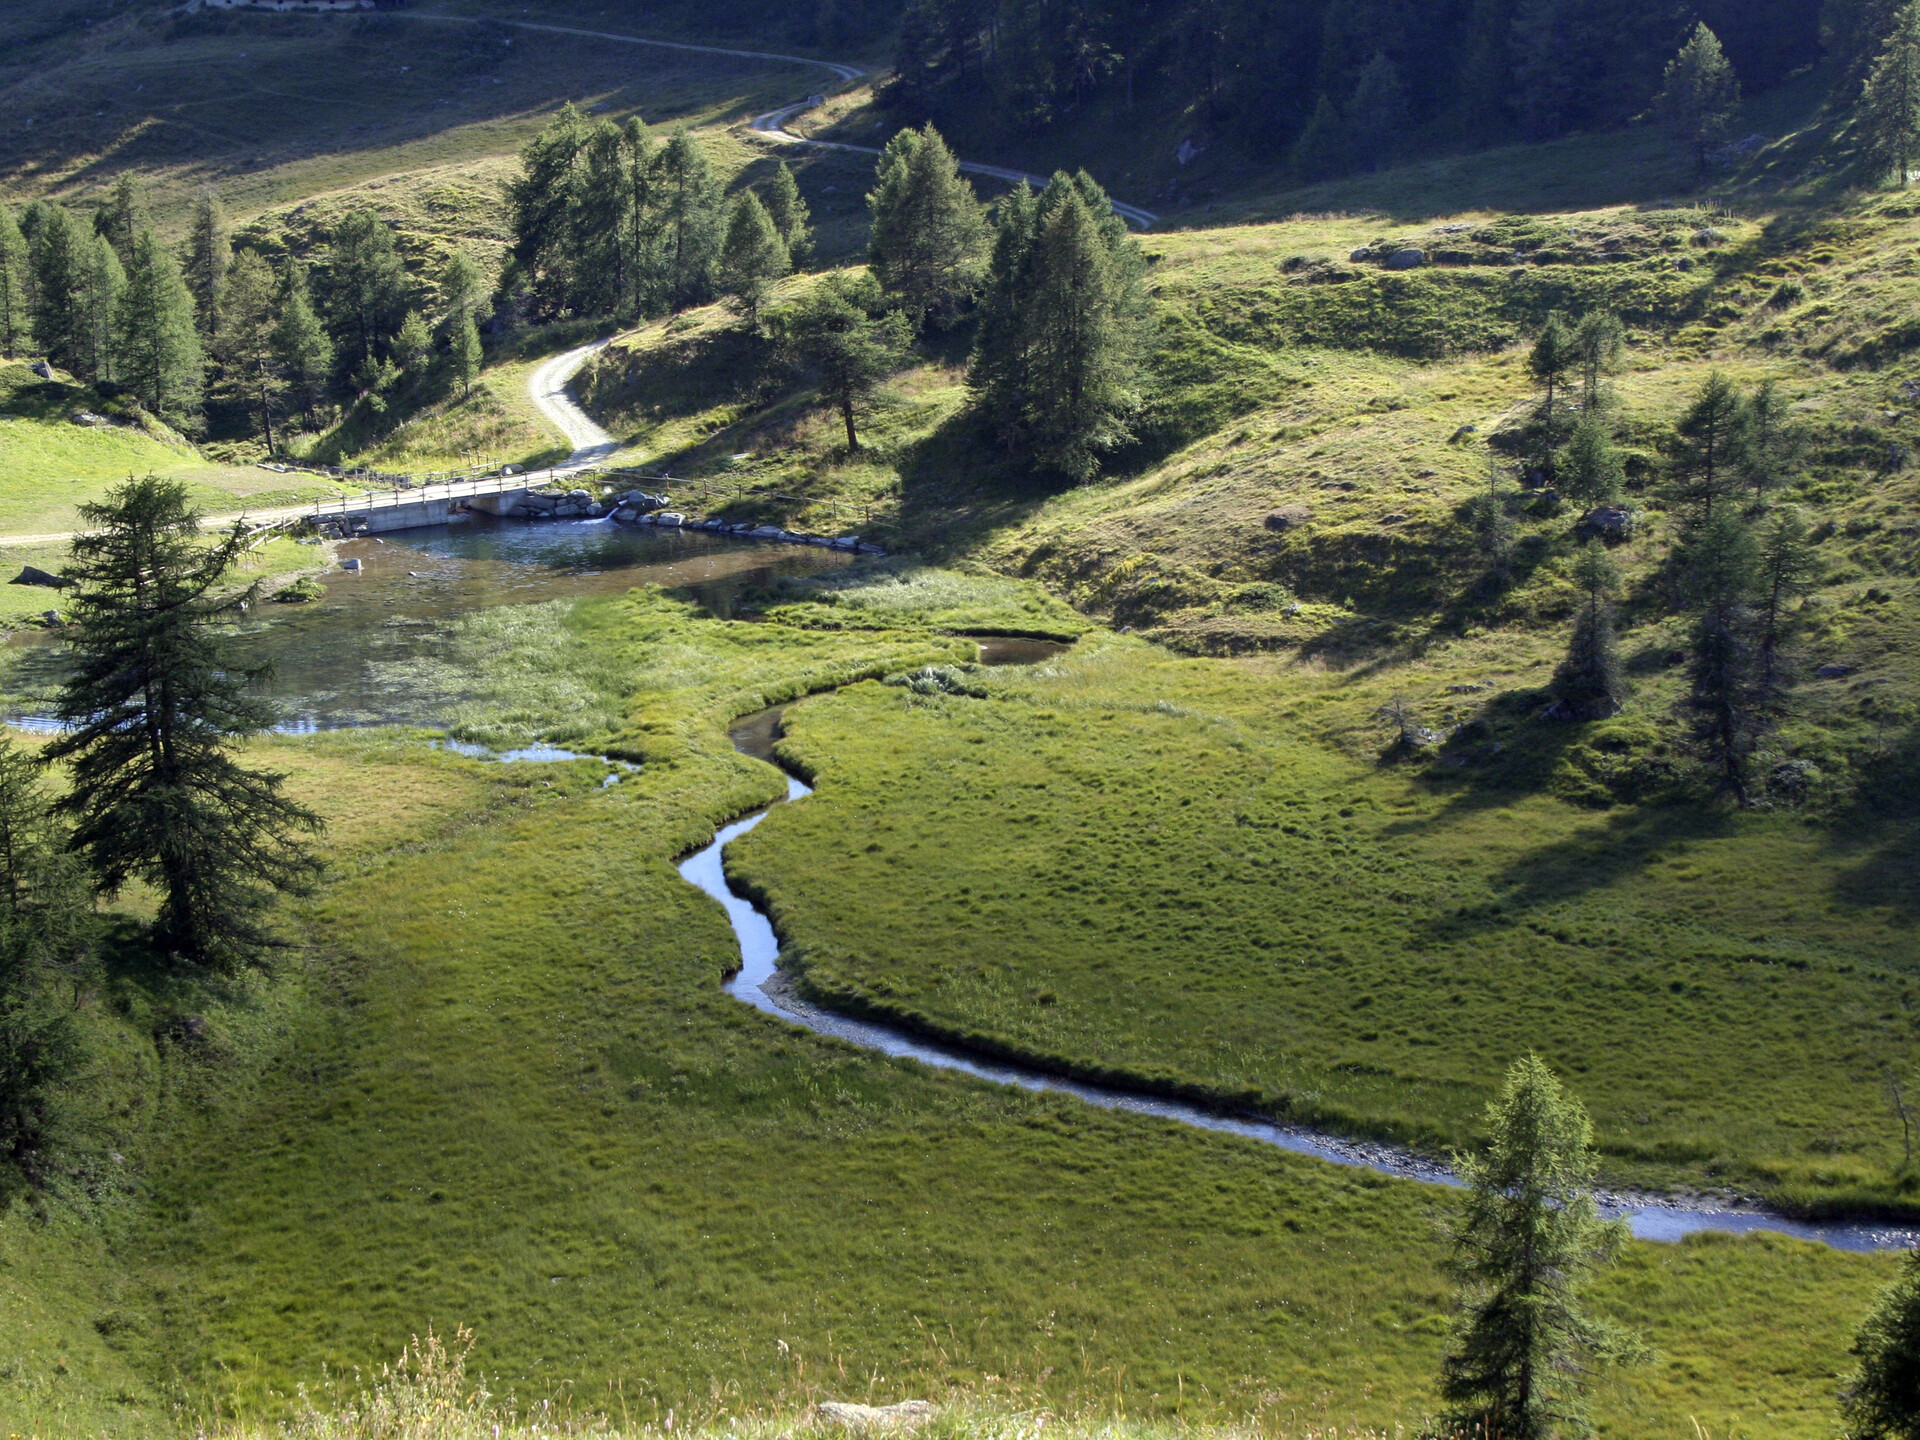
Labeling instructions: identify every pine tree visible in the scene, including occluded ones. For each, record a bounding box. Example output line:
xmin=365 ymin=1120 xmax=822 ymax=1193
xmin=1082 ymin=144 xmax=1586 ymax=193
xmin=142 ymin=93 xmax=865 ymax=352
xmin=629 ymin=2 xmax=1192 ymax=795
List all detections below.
xmin=452 ymin=310 xmax=484 ymax=399
xmin=969 ymin=182 xmax=1042 ymax=442
xmin=1019 ymin=181 xmax=1144 ymax=480
xmin=393 ymin=309 xmax=434 ymax=373
xmin=92 ymin=173 xmax=150 ymax=265
xmin=764 ymin=161 xmax=814 ymax=268
xmin=1670 ymin=370 xmax=1747 ymax=522
xmin=1752 ymin=504 xmax=1818 ymax=709
xmin=1291 ymin=93 xmax=1350 ymax=182
xmin=1527 ymin=313 xmax=1577 ymax=482
xmin=272 ymin=262 xmax=334 ymax=432
xmin=183 ymin=190 xmax=232 ymax=345
xmin=867 ymin=124 xmax=989 ymax=326
xmin=29 ymin=204 xmax=90 ymax=375
xmin=1860 ymin=1 xmax=1920 ymax=186
xmin=506 ymin=104 xmax=591 ymax=317
xmin=719 ymin=192 xmax=791 ymax=329
xmin=114 ymin=230 xmax=205 ymax=426
xmin=438 ymin=250 xmax=491 ymax=332
xmin=1570 ymin=310 xmax=1625 ymax=412
xmin=1552 ymin=541 xmax=1626 ymax=720
xmin=0 ymin=205 xmax=28 ymax=359
xmin=324 ymin=210 xmax=410 ymax=369
xmin=1347 ymin=52 xmax=1409 ymax=173
xmin=1559 ymin=413 xmax=1625 ymax=506
xmin=572 ymin=119 xmax=634 ymax=319
xmin=775 ymin=271 xmax=912 ymax=451
xmin=0 ymin=735 xmax=91 ymax=1192
xmin=1737 ymin=377 xmax=1798 ymax=497
xmin=1440 ymin=1055 xmax=1637 ymax=1440
xmin=1682 ymin=510 xmax=1761 ymax=802
xmin=46 ymin=477 xmax=322 ymax=971
xmin=657 ymin=128 xmax=724 ymax=310
xmin=218 ymin=249 xmax=284 ymax=451
xmin=1842 ymin=1247 xmax=1920 ymax=1440
xmin=78 ymin=231 xmax=124 ymax=386
xmin=1654 ymin=23 xmax=1741 ymax=179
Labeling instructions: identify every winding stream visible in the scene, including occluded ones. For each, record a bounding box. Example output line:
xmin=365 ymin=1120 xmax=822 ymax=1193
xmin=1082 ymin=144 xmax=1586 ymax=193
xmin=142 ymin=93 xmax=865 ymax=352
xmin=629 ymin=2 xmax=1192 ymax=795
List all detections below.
xmin=687 ymin=701 xmax=1920 ymax=1256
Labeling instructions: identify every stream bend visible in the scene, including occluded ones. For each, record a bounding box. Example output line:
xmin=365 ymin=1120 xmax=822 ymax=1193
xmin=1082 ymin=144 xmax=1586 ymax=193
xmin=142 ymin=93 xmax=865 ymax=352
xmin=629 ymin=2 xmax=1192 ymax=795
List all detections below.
xmin=679 ymin=720 xmax=1920 ymax=1256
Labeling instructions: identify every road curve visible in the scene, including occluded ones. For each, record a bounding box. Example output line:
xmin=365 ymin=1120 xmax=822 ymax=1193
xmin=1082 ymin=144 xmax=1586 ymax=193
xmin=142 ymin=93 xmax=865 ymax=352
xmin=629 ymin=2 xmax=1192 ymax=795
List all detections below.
xmin=527 ymin=340 xmax=621 ymax=468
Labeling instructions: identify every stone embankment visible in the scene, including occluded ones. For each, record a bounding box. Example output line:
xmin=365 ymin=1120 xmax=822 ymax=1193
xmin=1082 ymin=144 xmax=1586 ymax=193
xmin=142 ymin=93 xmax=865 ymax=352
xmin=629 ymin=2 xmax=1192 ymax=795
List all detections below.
xmin=508 ymin=487 xmax=888 ymax=556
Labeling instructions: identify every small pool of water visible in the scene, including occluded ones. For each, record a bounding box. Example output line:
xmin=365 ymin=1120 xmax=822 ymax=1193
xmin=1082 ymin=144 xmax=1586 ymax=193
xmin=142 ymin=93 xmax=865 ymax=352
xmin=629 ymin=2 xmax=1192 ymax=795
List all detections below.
xmin=976 ymin=637 xmax=1071 ymax=666
xmin=6 ymin=517 xmax=855 ymax=732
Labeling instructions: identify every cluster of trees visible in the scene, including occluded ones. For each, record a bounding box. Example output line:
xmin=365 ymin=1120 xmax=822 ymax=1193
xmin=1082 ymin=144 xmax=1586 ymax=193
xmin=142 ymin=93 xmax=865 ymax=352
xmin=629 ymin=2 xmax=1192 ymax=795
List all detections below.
xmin=505 ymin=107 xmax=811 ymax=326
xmin=0 ymin=477 xmax=321 ymax=1194
xmin=1502 ymin=309 xmax=1817 ymax=802
xmin=884 ymin=0 xmax=1816 ymax=180
xmin=0 ymin=177 xmax=494 ymax=447
xmin=768 ymin=124 xmax=1151 ymax=481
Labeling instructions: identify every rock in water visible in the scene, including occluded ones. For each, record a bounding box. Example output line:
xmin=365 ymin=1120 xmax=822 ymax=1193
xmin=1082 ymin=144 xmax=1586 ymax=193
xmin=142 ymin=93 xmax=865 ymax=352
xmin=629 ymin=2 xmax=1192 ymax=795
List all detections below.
xmin=815 ymin=1402 xmax=936 ymax=1431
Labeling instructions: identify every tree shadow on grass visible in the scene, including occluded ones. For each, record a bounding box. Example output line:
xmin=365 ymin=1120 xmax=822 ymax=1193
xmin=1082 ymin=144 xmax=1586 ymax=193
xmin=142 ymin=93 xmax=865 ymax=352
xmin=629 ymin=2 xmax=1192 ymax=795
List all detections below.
xmin=1831 ymin=722 xmax=1920 ymax=928
xmin=886 ymin=409 xmax=1069 ymax=559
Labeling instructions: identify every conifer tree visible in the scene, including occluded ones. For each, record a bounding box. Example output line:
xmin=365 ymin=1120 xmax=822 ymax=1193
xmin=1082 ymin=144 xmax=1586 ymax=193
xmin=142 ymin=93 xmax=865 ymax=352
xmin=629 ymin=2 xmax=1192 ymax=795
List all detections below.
xmin=218 ymin=249 xmax=284 ymax=450
xmin=92 ymin=173 xmax=150 ymax=265
xmin=324 ymin=210 xmax=409 ymax=369
xmin=1670 ymin=370 xmax=1747 ymax=522
xmin=1552 ymin=541 xmax=1626 ymax=720
xmin=1860 ymin=1 xmax=1920 ymax=186
xmin=1527 ymin=313 xmax=1577 ymax=482
xmin=47 ymin=477 xmax=322 ymax=971
xmin=0 ymin=735 xmax=92 ymax=1192
xmin=657 ymin=128 xmax=724 ymax=309
xmin=1843 ymin=1247 xmax=1920 ymax=1440
xmin=1440 ymin=1054 xmax=1637 ymax=1440
xmin=392 ymin=309 xmax=433 ymax=373
xmin=1654 ymin=23 xmax=1741 ymax=179
xmin=968 ymin=182 xmax=1041 ymax=437
xmin=1347 ymin=53 xmax=1409 ymax=173
xmin=1682 ymin=510 xmax=1761 ymax=802
xmin=775 ymin=271 xmax=911 ymax=452
xmin=621 ymin=116 xmax=661 ymax=316
xmin=78 ymin=231 xmax=124 ymax=386
xmin=183 ymin=190 xmax=232 ymax=344
xmin=1736 ymin=377 xmax=1798 ymax=498
xmin=1570 ymin=310 xmax=1625 ymax=412
xmin=1752 ymin=504 xmax=1818 ymax=707
xmin=1559 ymin=412 xmax=1625 ymax=506
xmin=452 ymin=310 xmax=484 ymax=399
xmin=29 ymin=204 xmax=90 ymax=375
xmin=764 ymin=161 xmax=814 ymax=268
xmin=438 ymin=250 xmax=490 ymax=332
xmin=114 ymin=230 xmax=204 ymax=425
xmin=867 ymin=124 xmax=989 ymax=326
xmin=719 ymin=192 xmax=790 ymax=328
xmin=0 ymin=205 xmax=28 ymax=358
xmin=1291 ymin=93 xmax=1349 ymax=182
xmin=506 ymin=103 xmax=592 ymax=316
xmin=1019 ymin=182 xmax=1143 ymax=480
xmin=272 ymin=262 xmax=333 ymax=431
xmin=572 ymin=119 xmax=635 ymax=318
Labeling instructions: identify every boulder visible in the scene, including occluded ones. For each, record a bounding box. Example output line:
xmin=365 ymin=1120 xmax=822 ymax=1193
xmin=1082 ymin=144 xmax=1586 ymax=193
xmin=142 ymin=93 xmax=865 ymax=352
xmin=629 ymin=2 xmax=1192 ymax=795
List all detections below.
xmin=656 ymin=512 xmax=687 ymax=527
xmin=831 ymin=535 xmax=862 ymax=549
xmin=339 ymin=557 xmax=363 ymax=573
xmin=1385 ymin=248 xmax=1426 ymax=270
xmin=749 ymin=525 xmax=785 ymax=539
xmin=69 ymin=409 xmax=110 ymax=427
xmin=9 ymin=566 xmax=68 ymax=589
xmin=1816 ymin=664 xmax=1857 ymax=679
xmin=40 ymin=610 xmax=61 ymax=626
xmin=1263 ymin=504 xmax=1313 ymax=533
xmin=1577 ymin=505 xmax=1635 ymax=542
xmin=1349 ymin=247 xmax=1373 ymax=263
xmin=815 ymin=1402 xmax=936 ymax=1431
xmin=29 ymin=359 xmax=53 ymax=379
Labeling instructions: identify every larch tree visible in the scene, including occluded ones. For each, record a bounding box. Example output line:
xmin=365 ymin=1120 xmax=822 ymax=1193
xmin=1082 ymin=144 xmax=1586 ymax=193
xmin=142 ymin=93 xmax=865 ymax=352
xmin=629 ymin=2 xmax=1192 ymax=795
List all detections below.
xmin=1682 ymin=510 xmax=1761 ymax=803
xmin=451 ymin=311 xmax=484 ymax=399
xmin=114 ymin=230 xmax=204 ymax=426
xmin=1670 ymin=370 xmax=1748 ymax=522
xmin=1551 ymin=541 xmax=1627 ymax=721
xmin=1290 ymin=93 xmax=1349 ymax=181
xmin=1559 ymin=412 xmax=1625 ymax=507
xmin=272 ymin=262 xmax=334 ymax=431
xmin=1752 ymin=504 xmax=1819 ymax=710
xmin=29 ymin=204 xmax=90 ymax=375
xmin=1653 ymin=23 xmax=1741 ymax=179
xmin=92 ymin=173 xmax=150 ymax=265
xmin=392 ymin=309 xmax=434 ymax=374
xmin=1440 ymin=1054 xmax=1638 ymax=1440
xmin=656 ymin=128 xmax=724 ymax=310
xmin=764 ymin=161 xmax=814 ymax=268
xmin=47 ymin=477 xmax=323 ymax=971
xmin=1570 ymin=310 xmax=1625 ymax=412
xmin=78 ymin=230 xmax=124 ymax=386
xmin=867 ymin=124 xmax=989 ymax=326
xmin=183 ymin=190 xmax=232 ymax=345
xmin=1737 ymin=377 xmax=1798 ymax=499
xmin=324 ymin=210 xmax=410 ymax=371
xmin=1860 ymin=0 xmax=1920 ymax=187
xmin=1347 ymin=52 xmax=1409 ymax=173
xmin=719 ymin=192 xmax=790 ymax=329
xmin=0 ymin=205 xmax=28 ymax=358
xmin=218 ymin=249 xmax=285 ymax=450
xmin=775 ymin=271 xmax=912 ymax=452
xmin=1527 ymin=313 xmax=1577 ymax=482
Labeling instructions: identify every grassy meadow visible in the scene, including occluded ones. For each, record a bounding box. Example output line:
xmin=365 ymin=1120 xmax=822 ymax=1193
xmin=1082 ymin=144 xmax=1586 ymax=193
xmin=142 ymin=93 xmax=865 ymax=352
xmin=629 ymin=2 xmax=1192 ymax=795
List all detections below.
xmin=0 ymin=587 xmax=1898 ymax=1440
